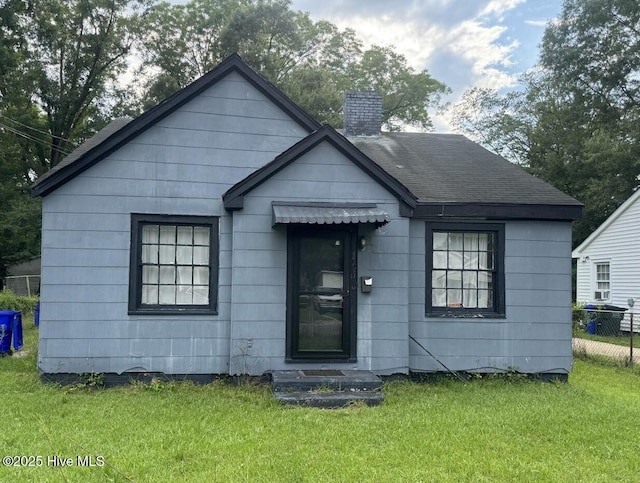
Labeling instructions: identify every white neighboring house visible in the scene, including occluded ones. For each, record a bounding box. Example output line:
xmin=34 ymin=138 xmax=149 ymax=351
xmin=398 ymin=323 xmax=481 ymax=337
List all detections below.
xmin=572 ymin=190 xmax=640 ymax=331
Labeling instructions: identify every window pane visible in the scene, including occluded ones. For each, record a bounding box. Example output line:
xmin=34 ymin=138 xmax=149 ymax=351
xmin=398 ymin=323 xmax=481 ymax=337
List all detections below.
xmin=193 ymin=246 xmax=209 ymax=265
xmin=159 ymin=285 xmax=176 ymax=305
xmin=479 ymin=251 xmax=494 ymax=270
xmin=177 ymin=266 xmax=192 ymax=284
xmin=449 ymin=251 xmax=463 ymax=269
xmin=449 ymin=233 xmax=463 ymax=251
xmin=478 ymin=271 xmax=492 ymax=289
xmin=463 ymin=289 xmax=477 ymax=308
xmin=463 ymin=271 xmax=477 ymax=288
xmin=432 ymin=289 xmax=447 ymax=307
xmin=433 ymin=232 xmax=447 ymax=250
xmin=142 ymin=244 xmax=158 ymax=264
xmin=176 ymin=246 xmax=192 ymax=265
xmin=464 ymin=251 xmax=478 ymax=269
xmin=159 ymin=245 xmax=175 ymax=264
xmin=596 ymin=264 xmax=610 ymax=283
xmin=194 ymin=267 xmax=209 ymax=285
xmin=160 ymin=225 xmax=176 ymax=244
xmin=464 ymin=233 xmax=478 ymax=251
xmin=159 ymin=266 xmax=175 ymax=284
xmin=478 ymin=290 xmax=490 ymax=308
xmin=478 ymin=233 xmax=490 ymax=250
xmin=448 ymin=289 xmax=462 ymax=307
xmin=193 ymin=286 xmax=209 ymax=304
xmin=177 ymin=226 xmax=193 ymax=245
xmin=432 ymin=270 xmax=446 ymax=289
xmin=142 ymin=266 xmax=158 ymax=284
xmin=194 ymin=226 xmax=210 ymax=246
xmin=142 ymin=225 xmax=158 ymax=244
xmin=142 ymin=285 xmax=158 ymax=305
xmin=176 ymin=286 xmax=192 ymax=304
xmin=433 ymin=251 xmax=447 ymax=269
xmin=447 ymin=270 xmax=462 ymax=289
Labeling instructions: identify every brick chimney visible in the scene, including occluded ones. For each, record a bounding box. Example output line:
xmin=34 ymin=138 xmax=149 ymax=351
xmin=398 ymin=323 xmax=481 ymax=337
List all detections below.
xmin=343 ymin=90 xmax=382 ymax=137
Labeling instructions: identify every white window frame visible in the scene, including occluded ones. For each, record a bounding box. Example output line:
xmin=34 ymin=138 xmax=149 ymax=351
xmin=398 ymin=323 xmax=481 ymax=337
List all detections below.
xmin=593 ymin=261 xmax=610 ymax=301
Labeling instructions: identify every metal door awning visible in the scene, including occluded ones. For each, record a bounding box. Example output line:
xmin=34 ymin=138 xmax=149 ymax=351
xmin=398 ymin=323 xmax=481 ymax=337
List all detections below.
xmin=272 ymin=202 xmax=390 ymax=227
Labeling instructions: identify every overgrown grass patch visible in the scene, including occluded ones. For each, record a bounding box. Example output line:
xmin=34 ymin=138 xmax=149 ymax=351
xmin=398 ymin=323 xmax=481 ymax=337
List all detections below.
xmin=2 ymin=322 xmax=640 ymax=482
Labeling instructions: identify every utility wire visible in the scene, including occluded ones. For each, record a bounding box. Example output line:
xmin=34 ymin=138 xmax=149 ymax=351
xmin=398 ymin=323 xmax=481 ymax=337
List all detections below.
xmin=0 ymin=113 xmax=72 ymax=143
xmin=0 ymin=121 xmax=74 ymax=158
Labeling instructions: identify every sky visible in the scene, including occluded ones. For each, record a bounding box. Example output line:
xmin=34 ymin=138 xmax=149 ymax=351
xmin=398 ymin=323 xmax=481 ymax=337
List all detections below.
xmin=288 ymin=0 xmax=563 ymax=132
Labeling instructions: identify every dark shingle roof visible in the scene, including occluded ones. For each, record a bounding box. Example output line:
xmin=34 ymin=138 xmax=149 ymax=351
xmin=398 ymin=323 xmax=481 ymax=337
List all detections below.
xmin=350 ymin=132 xmax=581 ymax=207
xmin=34 ymin=117 xmax=133 ymax=187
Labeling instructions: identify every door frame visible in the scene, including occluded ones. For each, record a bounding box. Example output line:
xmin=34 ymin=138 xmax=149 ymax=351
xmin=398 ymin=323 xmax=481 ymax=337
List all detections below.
xmin=285 ymin=224 xmax=358 ymax=361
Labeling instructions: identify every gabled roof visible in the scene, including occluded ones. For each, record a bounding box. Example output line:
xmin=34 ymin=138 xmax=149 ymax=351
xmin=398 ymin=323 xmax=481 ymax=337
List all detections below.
xmin=572 ymin=189 xmax=640 ymax=256
xmin=351 ymin=133 xmax=584 ymax=220
xmin=32 ymin=53 xmax=320 ymax=197
xmin=223 ymin=125 xmax=417 ymax=214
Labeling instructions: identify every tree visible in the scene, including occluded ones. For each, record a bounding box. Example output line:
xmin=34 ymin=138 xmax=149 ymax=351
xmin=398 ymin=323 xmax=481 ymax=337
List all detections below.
xmin=1 ymin=0 xmax=150 ymax=172
xmin=136 ymin=0 xmax=448 ymax=130
xmin=0 ymin=0 xmax=149 ymax=275
xmin=452 ymin=0 xmax=640 ymax=247
xmin=136 ymin=0 xmax=247 ymax=109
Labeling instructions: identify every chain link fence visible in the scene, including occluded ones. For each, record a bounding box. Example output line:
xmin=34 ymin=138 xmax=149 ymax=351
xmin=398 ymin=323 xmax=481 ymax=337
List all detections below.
xmin=573 ymin=305 xmax=639 ymax=367
xmin=2 ymin=275 xmax=41 ymax=297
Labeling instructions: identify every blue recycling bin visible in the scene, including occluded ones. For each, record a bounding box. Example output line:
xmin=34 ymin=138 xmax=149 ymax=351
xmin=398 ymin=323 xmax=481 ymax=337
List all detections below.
xmin=34 ymin=302 xmax=40 ymax=327
xmin=0 ymin=311 xmax=23 ymax=354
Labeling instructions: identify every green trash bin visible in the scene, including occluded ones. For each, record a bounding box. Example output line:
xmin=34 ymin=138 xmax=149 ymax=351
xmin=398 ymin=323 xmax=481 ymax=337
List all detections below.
xmin=596 ymin=305 xmax=627 ymax=336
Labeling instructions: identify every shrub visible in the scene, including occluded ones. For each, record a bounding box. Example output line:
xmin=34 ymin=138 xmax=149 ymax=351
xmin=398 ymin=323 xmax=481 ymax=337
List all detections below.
xmin=572 ymin=302 xmax=588 ymax=333
xmin=0 ymin=289 xmax=39 ymax=315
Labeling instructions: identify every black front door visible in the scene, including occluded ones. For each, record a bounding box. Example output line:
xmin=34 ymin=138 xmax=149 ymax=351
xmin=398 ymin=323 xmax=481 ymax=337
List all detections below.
xmin=287 ymin=225 xmax=357 ymax=360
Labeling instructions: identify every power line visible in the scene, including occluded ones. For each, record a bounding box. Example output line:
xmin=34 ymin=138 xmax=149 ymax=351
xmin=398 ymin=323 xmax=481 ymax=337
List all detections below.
xmin=0 ymin=121 xmax=74 ymax=158
xmin=0 ymin=113 xmax=72 ymax=143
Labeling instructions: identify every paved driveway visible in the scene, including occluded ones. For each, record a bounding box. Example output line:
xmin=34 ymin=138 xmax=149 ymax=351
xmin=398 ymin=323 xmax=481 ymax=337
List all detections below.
xmin=572 ymin=337 xmax=640 ymax=363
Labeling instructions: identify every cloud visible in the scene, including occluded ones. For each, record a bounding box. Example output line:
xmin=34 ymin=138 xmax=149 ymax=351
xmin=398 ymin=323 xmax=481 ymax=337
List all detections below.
xmin=480 ymin=0 xmax=526 ymax=18
xmin=524 ymin=19 xmax=549 ymax=27
xmin=289 ymin=0 xmax=535 ymax=131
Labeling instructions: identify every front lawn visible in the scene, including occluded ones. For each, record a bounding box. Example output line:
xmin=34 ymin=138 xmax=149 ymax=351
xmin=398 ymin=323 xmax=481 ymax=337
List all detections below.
xmin=2 ymin=320 xmax=639 ymax=482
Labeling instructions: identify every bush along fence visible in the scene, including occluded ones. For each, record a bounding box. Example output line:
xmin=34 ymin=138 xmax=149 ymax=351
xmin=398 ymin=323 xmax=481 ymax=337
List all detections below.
xmin=572 ymin=303 xmax=638 ymax=367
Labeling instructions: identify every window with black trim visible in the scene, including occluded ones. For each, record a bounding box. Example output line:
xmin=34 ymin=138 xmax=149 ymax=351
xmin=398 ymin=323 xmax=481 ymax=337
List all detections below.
xmin=129 ymin=214 xmax=218 ymax=314
xmin=426 ymin=222 xmax=505 ymax=316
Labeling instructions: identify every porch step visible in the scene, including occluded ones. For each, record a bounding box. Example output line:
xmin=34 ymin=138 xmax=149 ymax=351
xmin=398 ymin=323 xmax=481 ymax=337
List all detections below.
xmin=272 ymin=370 xmax=384 ymax=408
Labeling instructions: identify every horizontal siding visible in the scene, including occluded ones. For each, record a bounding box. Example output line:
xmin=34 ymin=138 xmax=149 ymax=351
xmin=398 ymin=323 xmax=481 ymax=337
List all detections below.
xmin=575 ymin=196 xmax=640 ymax=309
xmin=38 ymin=71 xmax=309 ymax=375
xmin=409 ymin=220 xmax=573 ymax=374
xmin=228 ymin=140 xmax=409 ymax=375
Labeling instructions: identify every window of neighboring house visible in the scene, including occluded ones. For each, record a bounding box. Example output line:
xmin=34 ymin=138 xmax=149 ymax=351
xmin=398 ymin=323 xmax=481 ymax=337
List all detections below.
xmin=128 ymin=214 xmax=218 ymax=315
xmin=426 ymin=223 xmax=505 ymax=317
xmin=594 ymin=262 xmax=610 ymax=301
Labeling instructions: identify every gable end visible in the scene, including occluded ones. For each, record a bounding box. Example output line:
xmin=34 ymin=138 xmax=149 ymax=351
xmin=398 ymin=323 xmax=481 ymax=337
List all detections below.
xmin=32 ymin=53 xmax=321 ymax=198
xmin=222 ymin=125 xmax=417 ymax=214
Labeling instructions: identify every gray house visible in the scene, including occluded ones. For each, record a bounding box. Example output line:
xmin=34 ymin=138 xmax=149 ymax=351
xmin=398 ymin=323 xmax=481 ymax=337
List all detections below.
xmin=32 ymin=54 xmax=582 ymax=380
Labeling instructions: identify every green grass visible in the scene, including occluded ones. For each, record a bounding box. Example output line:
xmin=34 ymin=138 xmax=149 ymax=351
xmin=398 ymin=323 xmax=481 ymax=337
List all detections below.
xmin=575 ymin=331 xmax=640 ymax=348
xmin=2 ymin=321 xmax=640 ymax=482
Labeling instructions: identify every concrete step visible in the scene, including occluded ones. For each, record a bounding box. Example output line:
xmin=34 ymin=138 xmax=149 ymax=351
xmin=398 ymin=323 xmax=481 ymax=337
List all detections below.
xmin=271 ymin=370 xmax=384 ymax=408
xmin=272 ymin=369 xmax=383 ymax=393
xmin=275 ymin=390 xmax=384 ymax=408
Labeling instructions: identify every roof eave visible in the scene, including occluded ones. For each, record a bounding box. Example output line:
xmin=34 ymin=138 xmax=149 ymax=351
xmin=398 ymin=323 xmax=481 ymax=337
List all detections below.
xmin=223 ymin=125 xmax=418 ymax=213
xmin=414 ymin=202 xmax=584 ymax=221
xmin=572 ymin=188 xmax=640 ymax=255
xmin=32 ymin=53 xmax=321 ymax=198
